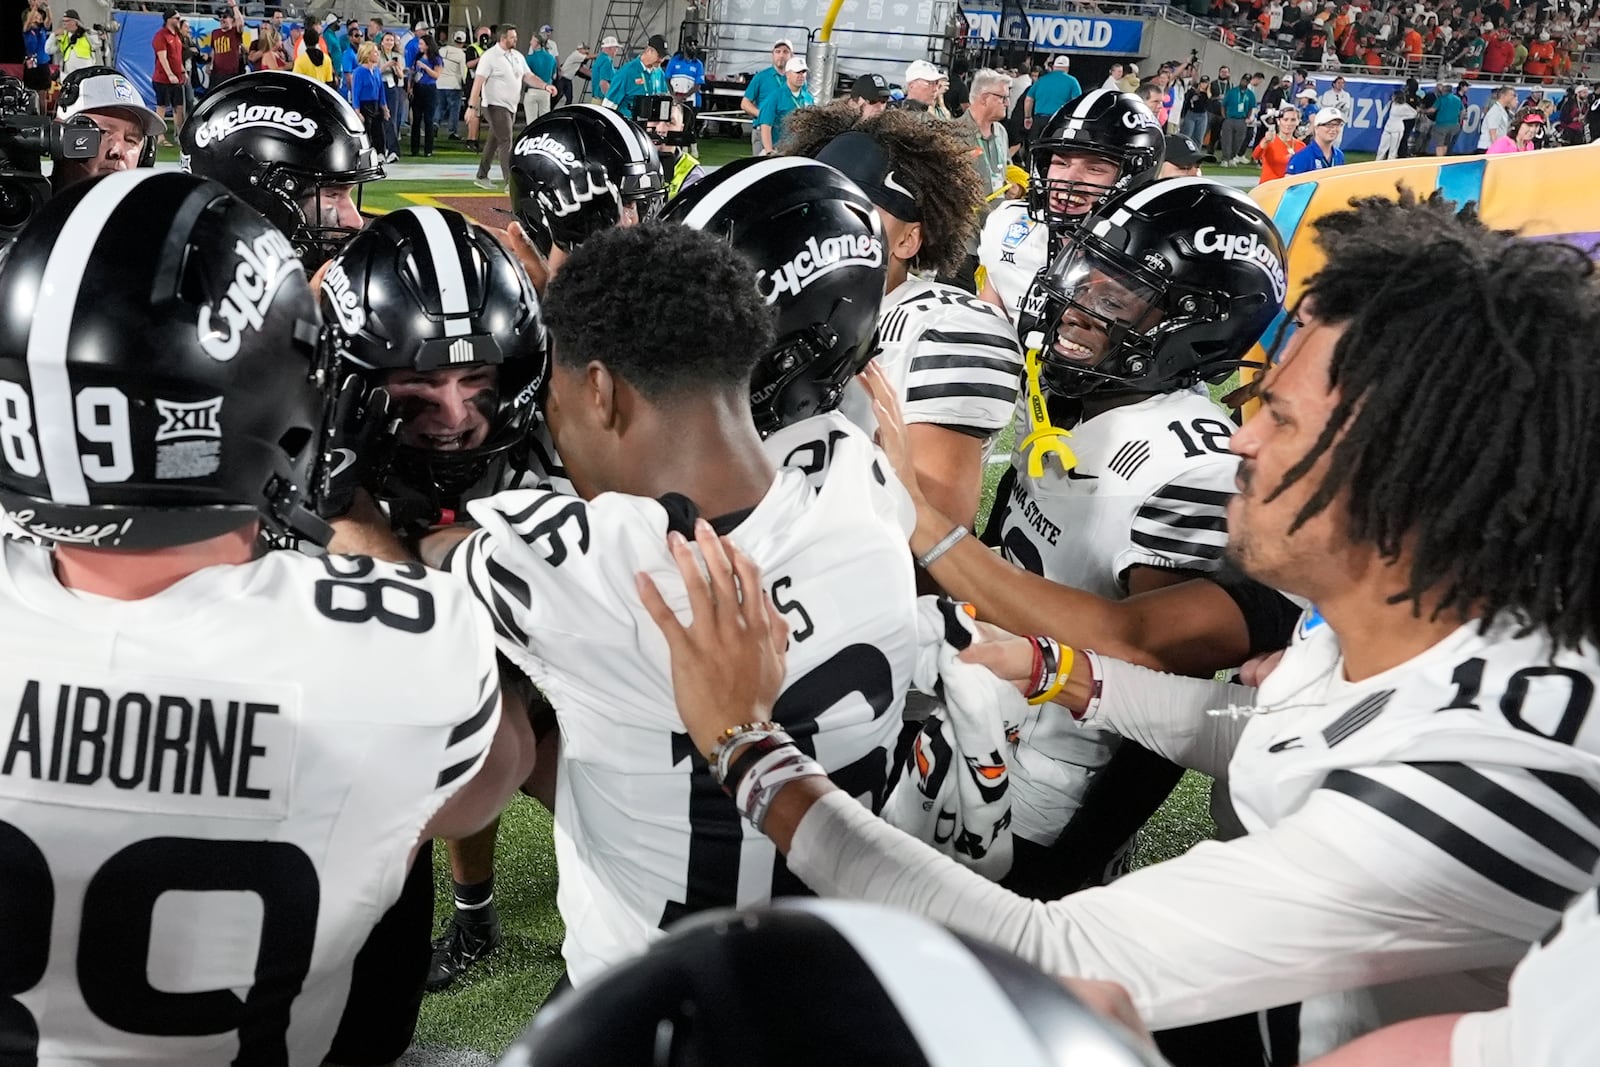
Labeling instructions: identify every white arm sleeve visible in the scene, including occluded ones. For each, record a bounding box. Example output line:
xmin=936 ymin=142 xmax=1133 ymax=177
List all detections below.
xmin=790 ymin=786 xmax=1525 ymax=1030
xmin=1083 ymin=653 xmax=1256 ymax=780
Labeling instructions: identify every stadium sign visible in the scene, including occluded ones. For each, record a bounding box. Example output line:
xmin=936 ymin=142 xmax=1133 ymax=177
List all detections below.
xmin=964 ymin=10 xmax=1147 ymax=53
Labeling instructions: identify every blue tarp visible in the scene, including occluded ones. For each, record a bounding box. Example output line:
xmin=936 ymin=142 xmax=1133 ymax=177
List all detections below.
xmin=1301 ymin=74 xmax=1549 ymax=154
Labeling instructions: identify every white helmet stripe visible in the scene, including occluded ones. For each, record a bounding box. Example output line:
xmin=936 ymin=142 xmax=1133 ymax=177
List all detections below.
xmin=789 ymin=900 xmax=1054 ymax=1067
xmin=678 ymin=156 xmax=818 ymax=230
xmin=1102 ymin=176 xmax=1231 ymax=230
xmin=404 ymin=207 xmax=473 ymax=337
xmin=28 ymin=170 xmax=162 ymax=505
xmin=582 ymin=102 xmax=646 ymax=164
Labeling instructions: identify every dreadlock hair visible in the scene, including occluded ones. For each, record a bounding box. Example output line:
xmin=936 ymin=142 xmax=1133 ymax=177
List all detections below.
xmin=1268 ymin=187 xmax=1600 ymax=649
xmin=776 ymin=102 xmax=983 ymax=278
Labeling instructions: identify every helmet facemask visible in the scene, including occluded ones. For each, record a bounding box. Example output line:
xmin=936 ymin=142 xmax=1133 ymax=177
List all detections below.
xmin=1024 ymin=241 xmax=1174 ymax=398
xmin=750 ymin=320 xmax=879 ymax=436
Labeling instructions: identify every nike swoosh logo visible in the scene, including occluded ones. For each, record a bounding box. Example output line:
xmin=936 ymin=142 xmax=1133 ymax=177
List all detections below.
xmin=883 ymin=169 xmax=912 ymax=198
xmin=1065 ymin=469 xmax=1098 ymax=480
xmin=327 ymin=448 xmax=358 ymax=480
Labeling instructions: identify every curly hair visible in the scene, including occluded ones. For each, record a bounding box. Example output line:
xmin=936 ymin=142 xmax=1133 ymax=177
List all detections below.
xmin=1269 ymin=188 xmax=1600 ymax=648
xmin=776 ymin=103 xmax=984 ymax=278
xmin=543 ymin=221 xmax=775 ymax=399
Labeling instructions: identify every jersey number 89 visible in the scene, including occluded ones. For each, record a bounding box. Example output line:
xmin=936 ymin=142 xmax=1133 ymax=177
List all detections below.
xmin=0 ymin=382 xmax=135 ymax=484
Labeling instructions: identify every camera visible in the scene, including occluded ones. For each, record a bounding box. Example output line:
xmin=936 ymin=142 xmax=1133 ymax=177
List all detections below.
xmin=0 ymin=75 xmax=101 ymax=242
xmin=630 ymin=94 xmax=695 ymax=146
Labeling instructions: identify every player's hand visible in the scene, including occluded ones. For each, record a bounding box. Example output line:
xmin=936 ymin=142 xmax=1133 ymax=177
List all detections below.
xmin=501 ymin=219 xmax=552 ymax=295
xmin=316 ymin=374 xmax=398 ymax=520
xmin=1060 ymin=978 xmax=1155 ymax=1050
xmin=958 ymin=625 xmax=1038 ymax=696
xmin=858 ymin=360 xmax=928 ymax=508
xmin=637 ymin=519 xmax=789 ymax=761
xmin=1239 ymin=649 xmax=1284 ymax=688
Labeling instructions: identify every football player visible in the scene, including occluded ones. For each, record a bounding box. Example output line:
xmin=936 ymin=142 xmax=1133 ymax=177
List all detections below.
xmin=778 ymin=107 xmax=1024 ymax=532
xmin=0 ymin=171 xmax=530 ymax=1063
xmin=418 ymin=218 xmax=919 ymax=990
xmin=654 ymin=190 xmax=1600 ymax=1064
xmin=180 ymin=70 xmax=386 ymax=268
xmin=978 ymin=178 xmax=1286 ymax=897
xmin=977 ymin=90 xmax=1165 ymax=322
xmin=317 ymin=206 xmax=551 ymax=1011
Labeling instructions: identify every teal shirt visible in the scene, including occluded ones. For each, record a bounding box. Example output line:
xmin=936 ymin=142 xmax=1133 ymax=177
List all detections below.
xmin=1433 ymin=91 xmax=1464 ymax=126
xmin=756 ymin=83 xmax=814 ymax=146
xmin=1027 ymin=71 xmax=1083 ymax=122
xmin=528 ymin=48 xmax=558 ymax=83
xmin=1223 ymin=85 xmax=1256 ymax=119
xmin=743 ymin=65 xmax=783 ymax=111
xmin=589 ymin=51 xmax=616 ymax=100
xmin=604 ymin=57 xmax=668 ymax=111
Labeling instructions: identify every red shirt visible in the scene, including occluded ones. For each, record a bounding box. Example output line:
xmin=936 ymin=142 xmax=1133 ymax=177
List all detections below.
xmin=208 ymin=27 xmax=245 ymax=76
xmin=1253 ymin=134 xmax=1304 ymax=182
xmin=152 ymin=26 xmax=184 ymax=84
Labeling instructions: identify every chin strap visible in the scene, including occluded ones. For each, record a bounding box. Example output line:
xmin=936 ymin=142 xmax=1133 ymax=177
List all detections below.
xmin=1017 ymin=347 xmax=1077 ymax=479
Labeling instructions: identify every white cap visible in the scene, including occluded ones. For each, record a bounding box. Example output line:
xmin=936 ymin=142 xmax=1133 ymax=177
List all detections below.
xmin=905 ymin=59 xmax=942 ymax=83
xmin=774 ymin=37 xmax=794 ymax=49
xmin=57 ymin=71 xmax=166 ymax=137
xmin=1312 ymin=107 xmax=1345 ymax=126
xmin=669 ymin=74 xmax=696 ymax=93
xmin=1051 ymin=55 xmax=1070 ymax=70
xmin=785 ymin=56 xmax=808 ymax=73
xmin=600 ymin=34 xmax=620 ymax=48
xmin=1296 ymin=85 xmax=1318 ymax=99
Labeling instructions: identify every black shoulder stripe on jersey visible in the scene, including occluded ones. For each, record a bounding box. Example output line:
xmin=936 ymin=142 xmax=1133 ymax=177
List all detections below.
xmin=436 ymin=748 xmax=487 ymax=789
xmin=501 ymin=490 xmax=564 ymax=529
xmin=1130 ymin=529 xmax=1226 ymax=560
xmin=1321 ymin=689 xmax=1394 ymax=747
xmin=906 ymin=382 xmax=1019 ymax=404
xmin=1134 ymin=503 xmax=1229 ymax=533
xmin=1109 ymin=441 xmax=1151 ymax=479
xmin=1323 ymin=768 xmax=1577 ymax=910
xmin=1151 ymin=483 xmax=1234 ymax=508
xmin=485 ymin=552 xmax=533 ymax=611
xmin=1531 ymin=769 xmax=1600 ymax=830
xmin=462 ymin=539 xmax=532 ymax=647
xmin=918 ymin=330 xmax=1024 ymax=354
xmin=880 ymin=307 xmax=912 ymax=344
xmin=448 ymin=681 xmax=500 ymax=747
xmin=1412 ymin=762 xmax=1600 ymax=873
xmin=910 ymin=353 xmax=1024 ymax=375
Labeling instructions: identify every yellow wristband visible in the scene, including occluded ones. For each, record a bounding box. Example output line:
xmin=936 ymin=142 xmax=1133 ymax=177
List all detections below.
xmin=1027 ymin=644 xmax=1075 ymax=706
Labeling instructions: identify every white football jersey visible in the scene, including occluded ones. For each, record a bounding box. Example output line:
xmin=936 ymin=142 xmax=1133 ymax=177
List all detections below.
xmin=977 ymin=200 xmax=1050 ymax=322
xmin=0 ymin=539 xmax=499 ymax=1065
xmin=1232 ymin=612 xmax=1600 ymax=1057
xmin=995 ymin=389 xmax=1237 ymax=598
xmin=839 ymin=278 xmax=1022 ymax=456
xmin=448 ymin=417 xmax=919 ymax=985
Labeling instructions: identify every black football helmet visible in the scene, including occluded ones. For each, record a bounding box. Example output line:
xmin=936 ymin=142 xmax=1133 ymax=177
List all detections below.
xmin=1028 ymin=89 xmax=1165 ymax=234
xmin=180 ymin=70 xmax=384 ymax=267
xmin=509 ymin=104 xmax=666 ymax=256
xmin=1020 ymin=177 xmax=1286 ymax=399
xmin=500 ymin=901 xmax=1165 ymax=1066
xmin=0 ymin=171 xmax=330 ymax=548
xmin=663 ymin=156 xmax=886 ymax=434
xmin=321 ymin=207 xmax=549 ymax=503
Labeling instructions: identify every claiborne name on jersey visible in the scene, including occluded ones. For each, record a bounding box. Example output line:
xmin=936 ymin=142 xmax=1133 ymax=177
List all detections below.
xmin=191 ymin=103 xmax=320 ymax=148
xmin=758 ymin=233 xmax=884 ymax=302
xmin=1191 ymin=225 xmax=1288 ymax=303
xmin=198 ymin=230 xmax=300 ymax=362
xmin=1 ymin=675 xmax=295 ymax=815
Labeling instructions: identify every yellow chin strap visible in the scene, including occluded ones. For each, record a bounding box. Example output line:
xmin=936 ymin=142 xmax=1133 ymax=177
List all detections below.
xmin=1018 ymin=347 xmax=1078 ymax=479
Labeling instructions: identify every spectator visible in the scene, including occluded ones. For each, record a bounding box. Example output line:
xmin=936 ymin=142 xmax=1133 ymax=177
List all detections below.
xmin=293 ymin=24 xmax=336 ymax=87
xmin=930 ymin=73 xmax=954 ymax=121
xmin=1477 ymin=85 xmax=1514 ymax=152
xmin=1116 ymin=62 xmax=1140 ymax=93
xmin=560 ymin=42 xmax=591 ymax=106
xmin=1253 ymin=103 xmax=1305 ymax=179
xmin=1377 ymin=88 xmax=1418 ymax=159
xmin=409 ymin=34 xmax=442 ymax=155
xmin=1025 ymin=55 xmax=1082 ymax=133
xmin=23 ymin=6 xmax=52 ymax=107
xmin=1318 ymin=75 xmax=1353 ymax=148
xmin=666 ymin=39 xmax=705 ymax=108
xmin=207 ymin=3 xmax=248 ymax=89
xmin=178 ymin=18 xmax=203 ymax=111
xmin=439 ymin=32 xmax=469 ymax=138
xmin=1158 ymin=132 xmax=1215 ymax=178
xmin=150 ymin=8 xmax=186 ymax=142
xmin=1285 ymin=106 xmax=1346 ymax=172
xmin=1556 ymin=83 xmax=1591 ymax=145
xmin=604 ymin=32 xmax=667 ymax=116
xmin=847 ymin=74 xmax=891 ymax=119
xmin=47 ymin=7 xmax=100 ymax=79
xmin=901 ymin=59 xmax=944 ymax=113
xmin=740 ymin=39 xmax=791 ymax=151
xmin=1428 ymin=79 xmax=1464 ymax=155
xmin=1208 ymin=64 xmax=1232 ymax=149
xmin=251 ymin=21 xmax=289 ymax=71
xmin=1102 ymin=62 xmax=1125 ymax=91
xmin=468 ymin=25 xmax=548 ymax=189
xmin=1486 ymin=107 xmax=1545 ymax=152
xmin=377 ymin=31 xmax=404 ymax=160
xmin=1253 ymin=73 xmax=1284 ymax=148
xmin=1181 ymin=76 xmax=1210 ymax=144
xmin=1482 ymin=26 xmax=1515 ymax=74
xmin=1219 ymin=72 xmax=1255 ymax=163
xmin=589 ymin=35 xmax=622 ymax=103
xmin=524 ymin=27 xmax=559 ymax=123
xmin=352 ymin=41 xmax=388 ymax=158
xmin=959 ymin=68 xmax=1012 ymax=200
xmin=1525 ymin=29 xmax=1554 ymax=78
xmin=1587 ymin=83 xmax=1600 ymax=144
xmin=757 ymin=55 xmax=813 ymax=155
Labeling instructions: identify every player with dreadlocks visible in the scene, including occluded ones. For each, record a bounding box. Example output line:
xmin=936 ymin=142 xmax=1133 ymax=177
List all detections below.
xmin=778 ymin=106 xmax=1022 ymax=529
xmin=650 ymin=189 xmax=1600 ymax=1066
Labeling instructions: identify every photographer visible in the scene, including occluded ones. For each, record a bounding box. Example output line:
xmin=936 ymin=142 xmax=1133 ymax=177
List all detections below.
xmin=637 ymin=93 xmax=703 ymax=198
xmin=50 ymin=67 xmax=163 ymax=191
xmin=46 ymin=7 xmax=100 ymax=79
xmin=602 ymin=33 xmax=668 ymax=114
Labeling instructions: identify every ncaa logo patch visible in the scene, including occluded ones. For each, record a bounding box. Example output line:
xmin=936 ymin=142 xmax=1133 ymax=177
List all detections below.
xmin=1003 ymin=219 xmax=1030 ymax=248
xmin=113 ymin=78 xmax=136 ymax=101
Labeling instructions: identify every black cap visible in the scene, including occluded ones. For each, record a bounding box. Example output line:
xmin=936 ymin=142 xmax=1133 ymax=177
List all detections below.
xmin=63 ymin=7 xmax=81 ymax=18
xmin=850 ymin=73 xmax=891 ymax=102
xmin=647 ymin=33 xmax=669 ymax=54
xmin=815 ymin=130 xmax=918 ymax=222
xmin=1163 ymin=133 xmax=1216 ymax=166
xmin=162 ymin=7 xmax=179 ymax=20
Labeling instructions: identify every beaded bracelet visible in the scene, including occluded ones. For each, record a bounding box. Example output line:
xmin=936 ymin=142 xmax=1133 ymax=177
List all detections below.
xmin=720 ymin=731 xmax=795 ymax=797
xmin=707 ymin=722 xmax=780 ymax=776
